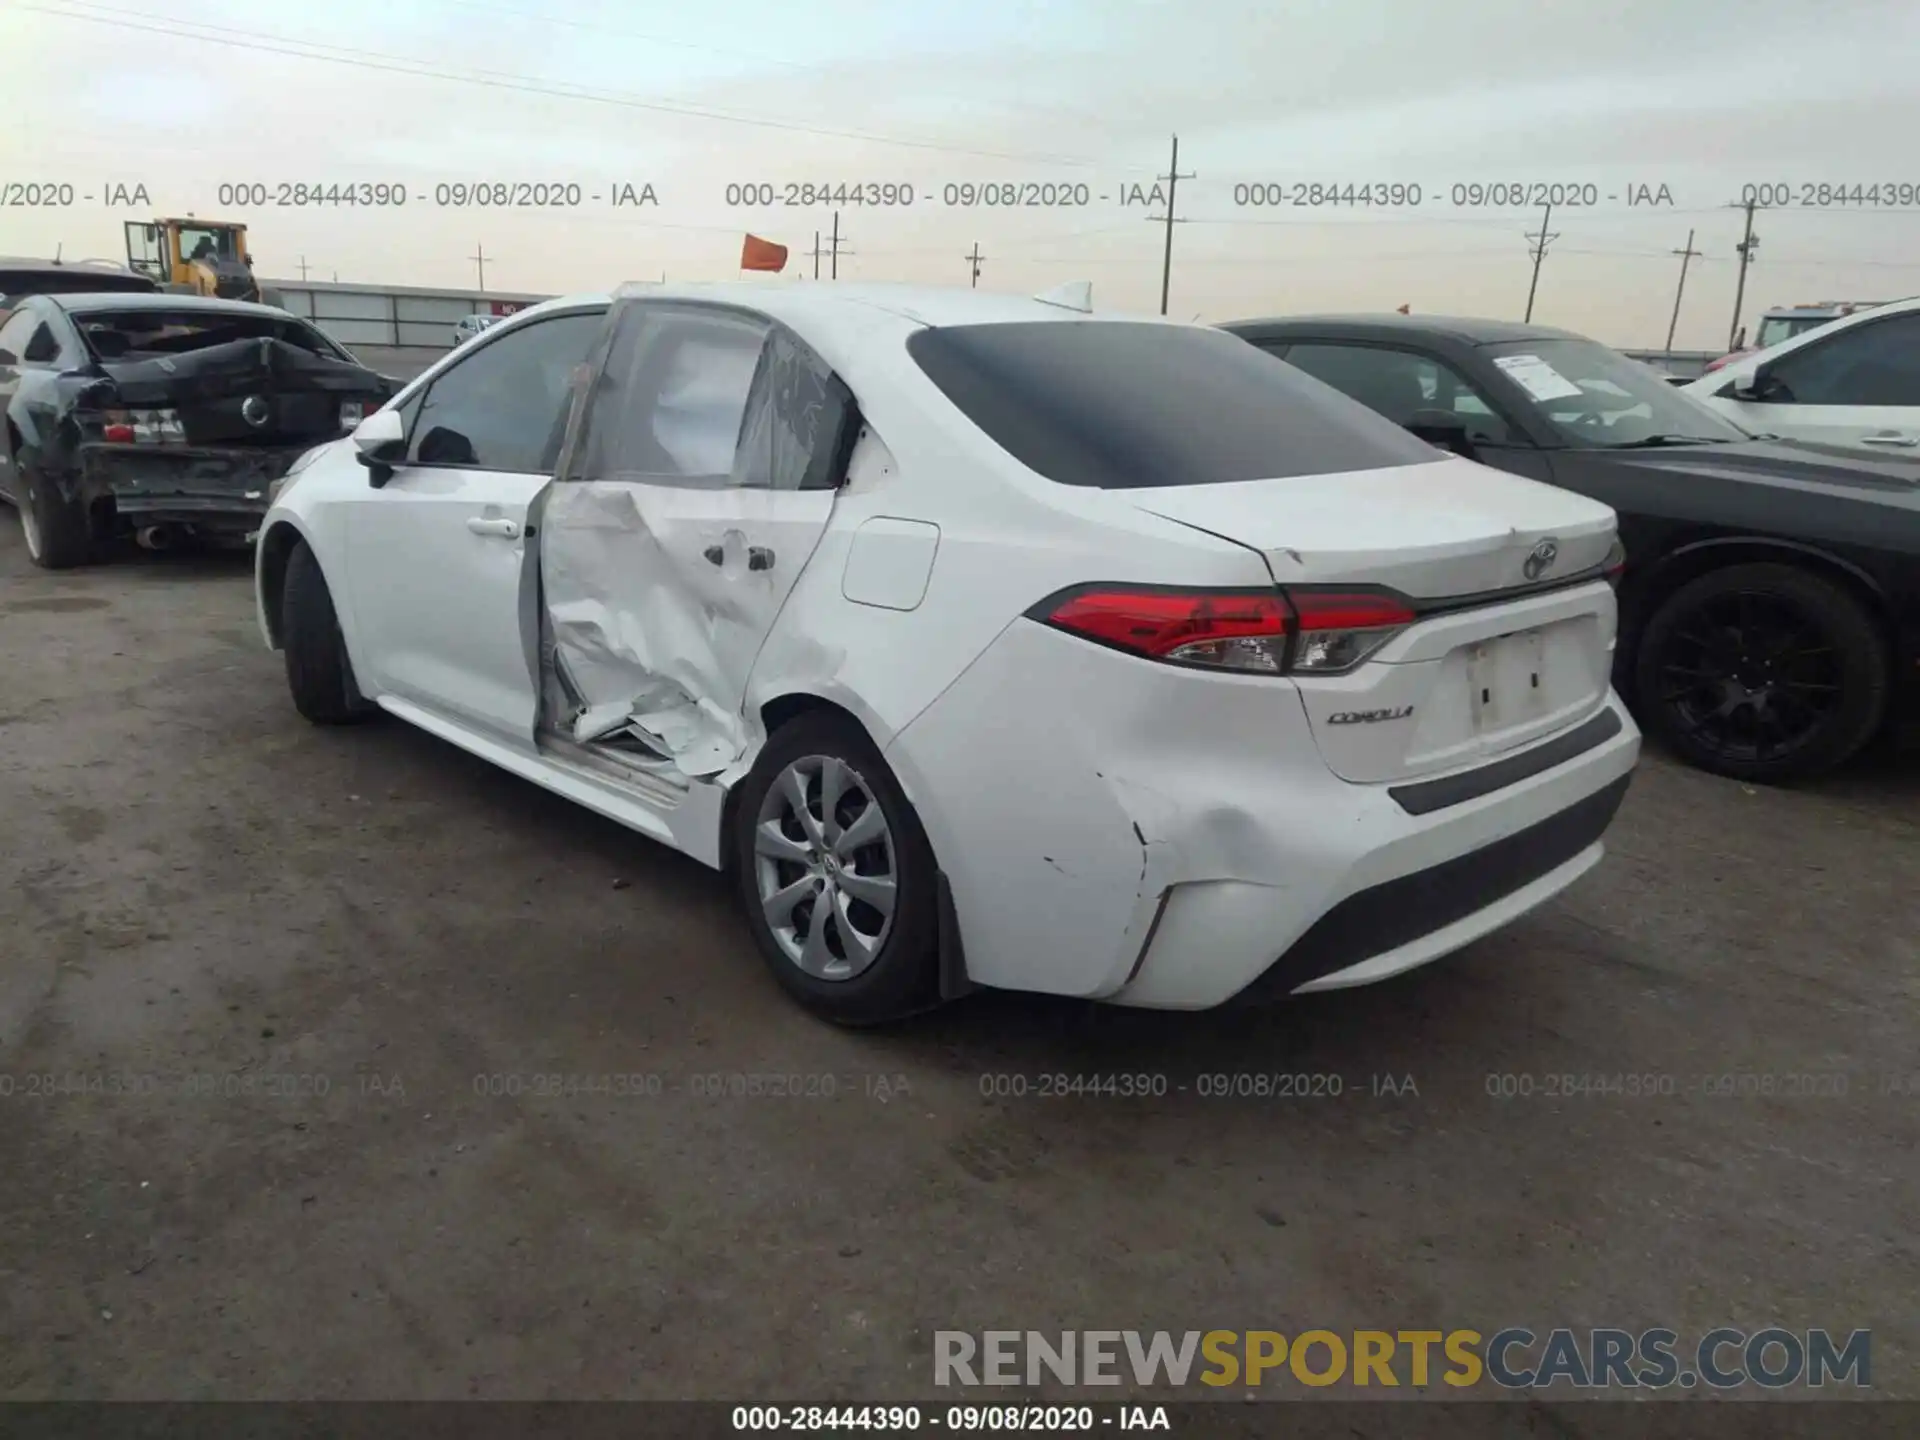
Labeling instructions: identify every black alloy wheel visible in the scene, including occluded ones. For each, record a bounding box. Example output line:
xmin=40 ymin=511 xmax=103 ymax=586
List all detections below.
xmin=1635 ymin=562 xmax=1887 ymax=783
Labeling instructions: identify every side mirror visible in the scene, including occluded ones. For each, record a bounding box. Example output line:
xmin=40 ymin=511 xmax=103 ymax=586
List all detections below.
xmin=1404 ymin=409 xmax=1475 ymax=457
xmin=1729 ymin=362 xmax=1776 ymax=402
xmin=352 ymin=407 xmax=407 ymax=487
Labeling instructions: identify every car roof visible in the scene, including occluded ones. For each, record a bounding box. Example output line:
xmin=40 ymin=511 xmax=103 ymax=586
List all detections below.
xmin=1220 ymin=313 xmax=1590 ymax=346
xmin=522 ymin=281 xmax=1169 ymax=330
xmin=0 ymin=257 xmax=145 ymax=275
xmin=48 ymin=292 xmax=304 ymax=320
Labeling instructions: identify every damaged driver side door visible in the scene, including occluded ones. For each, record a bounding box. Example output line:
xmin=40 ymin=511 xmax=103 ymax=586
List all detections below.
xmin=538 ymin=299 xmax=859 ymax=780
xmin=341 ymin=306 xmax=606 ymax=751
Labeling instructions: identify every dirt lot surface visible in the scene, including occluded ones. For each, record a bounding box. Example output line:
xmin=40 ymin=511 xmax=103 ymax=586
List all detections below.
xmin=1 ymin=514 xmax=1916 ymax=1405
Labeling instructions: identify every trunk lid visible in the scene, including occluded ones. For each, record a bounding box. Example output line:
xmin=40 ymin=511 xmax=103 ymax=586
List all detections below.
xmin=1131 ymin=456 xmax=1621 ymax=784
xmin=88 ymin=337 xmax=394 ymax=449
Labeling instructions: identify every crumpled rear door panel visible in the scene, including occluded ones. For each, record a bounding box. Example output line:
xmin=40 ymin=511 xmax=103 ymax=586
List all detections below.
xmin=536 ymin=289 xmax=856 ymax=779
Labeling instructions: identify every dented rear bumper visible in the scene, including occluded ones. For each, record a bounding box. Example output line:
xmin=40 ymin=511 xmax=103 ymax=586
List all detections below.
xmin=76 ymin=442 xmax=308 ymax=531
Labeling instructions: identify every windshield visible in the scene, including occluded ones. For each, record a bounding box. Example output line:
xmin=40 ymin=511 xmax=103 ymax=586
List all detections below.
xmin=1481 ymin=338 xmax=1751 ymax=447
xmin=78 ymin=308 xmax=349 ymax=361
xmin=177 ymin=227 xmax=240 ymax=264
xmin=1754 ymin=316 xmax=1834 ymax=351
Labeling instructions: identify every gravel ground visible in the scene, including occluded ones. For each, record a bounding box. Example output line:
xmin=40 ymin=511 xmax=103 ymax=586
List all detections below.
xmin=0 ymin=512 xmax=1915 ymax=1405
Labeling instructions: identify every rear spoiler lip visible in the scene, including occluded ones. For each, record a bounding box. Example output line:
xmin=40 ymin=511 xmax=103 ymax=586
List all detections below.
xmin=1399 ymin=559 xmax=1619 ymax=618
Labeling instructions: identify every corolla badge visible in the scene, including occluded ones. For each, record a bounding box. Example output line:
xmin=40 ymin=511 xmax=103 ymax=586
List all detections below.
xmin=241 ymin=395 xmax=271 ymax=428
xmin=1328 ymin=706 xmax=1414 ymax=725
xmin=1523 ymin=537 xmax=1560 ymax=581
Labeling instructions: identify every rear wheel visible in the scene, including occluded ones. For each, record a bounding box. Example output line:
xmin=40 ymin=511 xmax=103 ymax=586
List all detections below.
xmin=1634 ymin=562 xmax=1887 ymax=783
xmin=282 ymin=540 xmax=377 ymax=725
xmin=732 ymin=712 xmax=943 ymax=1025
xmin=18 ymin=465 xmax=96 ymax=570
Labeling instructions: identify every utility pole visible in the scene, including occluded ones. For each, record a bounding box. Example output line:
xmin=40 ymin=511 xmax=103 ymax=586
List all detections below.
xmin=1664 ymin=228 xmax=1701 ymax=354
xmin=811 ymin=230 xmax=822 ymax=280
xmin=470 ymin=242 xmax=488 ymax=292
xmin=965 ymin=242 xmax=985 ymax=288
xmin=827 ymin=211 xmax=852 ymax=279
xmin=1728 ymin=197 xmax=1759 ymax=351
xmin=296 ymin=255 xmax=311 ymax=281
xmin=1145 ymin=134 xmax=1194 ymax=316
xmin=1522 ymin=201 xmax=1558 ymax=323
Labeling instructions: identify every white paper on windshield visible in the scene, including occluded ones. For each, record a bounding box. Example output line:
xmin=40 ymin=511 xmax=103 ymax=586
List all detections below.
xmin=1493 ymin=353 xmax=1584 ymax=402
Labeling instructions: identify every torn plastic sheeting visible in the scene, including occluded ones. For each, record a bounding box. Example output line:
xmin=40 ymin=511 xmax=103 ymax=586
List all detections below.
xmin=542 ymin=480 xmax=747 ymax=776
xmin=732 ymin=327 xmax=850 ymax=492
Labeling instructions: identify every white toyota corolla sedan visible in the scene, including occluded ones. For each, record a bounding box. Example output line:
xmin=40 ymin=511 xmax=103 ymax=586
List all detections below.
xmin=255 ymin=281 xmax=1640 ymax=1024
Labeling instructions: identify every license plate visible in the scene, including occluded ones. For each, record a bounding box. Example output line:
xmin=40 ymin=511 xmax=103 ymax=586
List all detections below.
xmin=1467 ymin=629 xmax=1550 ymax=733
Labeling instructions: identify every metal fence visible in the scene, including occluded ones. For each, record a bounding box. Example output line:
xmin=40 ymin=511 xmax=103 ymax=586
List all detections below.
xmin=262 ymin=280 xmax=553 ymax=351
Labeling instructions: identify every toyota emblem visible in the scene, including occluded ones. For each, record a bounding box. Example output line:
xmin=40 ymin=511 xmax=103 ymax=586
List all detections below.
xmin=241 ymin=395 xmax=270 ymax=428
xmin=1523 ymin=538 xmax=1560 ymax=581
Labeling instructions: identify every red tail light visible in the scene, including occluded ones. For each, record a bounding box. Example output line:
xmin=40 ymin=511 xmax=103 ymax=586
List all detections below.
xmin=1288 ymin=589 xmax=1417 ymax=673
xmin=1042 ymin=587 xmax=1292 ymax=672
xmin=1034 ymin=584 xmax=1414 ymax=676
xmin=103 ymin=422 xmax=136 ymax=443
xmin=1603 ymin=539 xmax=1627 ymax=588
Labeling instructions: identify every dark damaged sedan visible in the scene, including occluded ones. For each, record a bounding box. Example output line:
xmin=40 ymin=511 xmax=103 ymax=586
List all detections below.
xmin=1222 ymin=314 xmax=1920 ymax=783
xmin=0 ymin=292 xmax=396 ymax=568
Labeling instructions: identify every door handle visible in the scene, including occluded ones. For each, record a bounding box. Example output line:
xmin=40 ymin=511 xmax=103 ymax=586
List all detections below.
xmin=748 ymin=546 xmax=775 ymax=571
xmin=466 ymin=516 xmax=521 ymax=538
xmin=1859 ymin=433 xmax=1918 ymax=447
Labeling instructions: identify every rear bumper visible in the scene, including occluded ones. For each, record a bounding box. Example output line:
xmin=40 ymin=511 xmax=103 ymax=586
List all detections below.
xmin=1229 ymin=772 xmax=1629 ymax=1003
xmin=887 ymin=618 xmax=1641 ymax=1010
xmin=76 ymin=443 xmax=307 ymax=530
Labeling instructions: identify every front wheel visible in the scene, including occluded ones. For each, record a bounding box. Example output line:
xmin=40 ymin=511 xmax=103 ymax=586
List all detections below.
xmin=732 ymin=712 xmax=943 ymax=1024
xmin=1634 ymin=562 xmax=1887 ymax=783
xmin=281 ymin=540 xmax=378 ymax=724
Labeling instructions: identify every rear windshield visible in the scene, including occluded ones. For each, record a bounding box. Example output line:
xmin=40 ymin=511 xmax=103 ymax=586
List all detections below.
xmin=0 ymin=270 xmax=157 ymax=302
xmin=76 ymin=309 xmax=347 ymax=361
xmin=906 ymin=321 xmax=1437 ymax=488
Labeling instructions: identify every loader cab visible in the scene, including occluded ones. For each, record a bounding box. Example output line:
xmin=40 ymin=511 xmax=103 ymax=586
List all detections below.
xmin=125 ymin=219 xmax=258 ymax=302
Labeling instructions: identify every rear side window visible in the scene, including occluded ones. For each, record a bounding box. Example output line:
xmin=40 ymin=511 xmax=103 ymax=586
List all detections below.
xmin=906 ymin=321 xmax=1437 ymax=488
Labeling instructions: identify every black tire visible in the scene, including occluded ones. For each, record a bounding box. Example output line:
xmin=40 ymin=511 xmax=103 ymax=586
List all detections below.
xmin=18 ymin=464 xmax=96 ymax=570
xmin=282 ymin=540 xmax=377 ymax=725
xmin=1634 ymin=562 xmax=1887 ymax=783
xmin=731 ymin=711 xmax=943 ymax=1025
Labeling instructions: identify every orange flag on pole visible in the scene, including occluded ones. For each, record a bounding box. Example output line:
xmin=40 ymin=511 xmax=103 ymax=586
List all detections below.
xmin=741 ymin=234 xmax=788 ymax=273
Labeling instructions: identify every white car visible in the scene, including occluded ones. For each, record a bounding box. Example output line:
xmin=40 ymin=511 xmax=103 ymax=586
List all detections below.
xmin=453 ymin=313 xmax=501 ymax=345
xmin=1684 ymin=295 xmax=1920 ymax=452
xmin=255 ymin=282 xmax=1639 ymax=1024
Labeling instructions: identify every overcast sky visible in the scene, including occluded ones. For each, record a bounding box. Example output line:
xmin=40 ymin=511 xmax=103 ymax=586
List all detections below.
xmin=5 ymin=0 xmax=1920 ymax=349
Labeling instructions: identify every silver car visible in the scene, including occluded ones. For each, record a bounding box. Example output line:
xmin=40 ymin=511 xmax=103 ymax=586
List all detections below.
xmin=452 ymin=313 xmax=502 ymax=346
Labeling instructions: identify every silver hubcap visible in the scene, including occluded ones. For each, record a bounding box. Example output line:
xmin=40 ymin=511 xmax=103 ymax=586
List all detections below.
xmin=753 ymin=754 xmax=898 ymax=981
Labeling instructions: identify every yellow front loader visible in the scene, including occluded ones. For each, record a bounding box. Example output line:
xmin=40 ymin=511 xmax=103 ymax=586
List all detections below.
xmin=124 ymin=217 xmax=262 ymax=303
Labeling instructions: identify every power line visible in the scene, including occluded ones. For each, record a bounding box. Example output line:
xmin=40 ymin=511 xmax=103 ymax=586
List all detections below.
xmin=25 ymin=0 xmax=1124 ymax=169
xmin=1523 ymin=201 xmax=1558 ymax=323
xmin=1145 ymin=134 xmax=1194 ymax=316
xmin=427 ymin=0 xmax=1126 ymax=134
